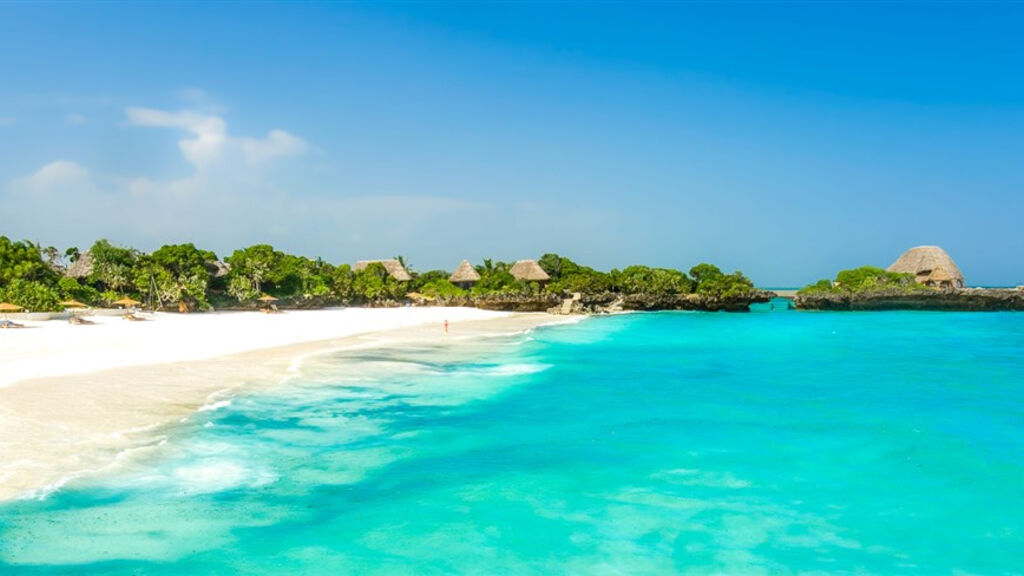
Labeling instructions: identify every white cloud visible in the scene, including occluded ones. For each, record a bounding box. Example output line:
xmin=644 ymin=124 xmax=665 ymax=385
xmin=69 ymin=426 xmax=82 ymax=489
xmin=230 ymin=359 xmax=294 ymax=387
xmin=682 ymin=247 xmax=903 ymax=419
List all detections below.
xmin=66 ymin=113 xmax=89 ymax=125
xmin=11 ymin=160 xmax=91 ymax=193
xmin=126 ymin=107 xmax=229 ymax=168
xmin=1 ymin=97 xmax=594 ymax=266
xmin=241 ymin=129 xmax=309 ymax=164
xmin=125 ymin=107 xmax=307 ymax=169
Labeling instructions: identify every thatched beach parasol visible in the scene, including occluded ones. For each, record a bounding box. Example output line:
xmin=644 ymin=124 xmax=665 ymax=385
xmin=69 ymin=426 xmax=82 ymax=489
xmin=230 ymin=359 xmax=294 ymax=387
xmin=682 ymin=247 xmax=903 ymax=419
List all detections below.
xmin=887 ymin=246 xmax=965 ymax=289
xmin=509 ymin=260 xmax=551 ymax=283
xmin=112 ymin=297 xmax=142 ymax=308
xmin=0 ymin=302 xmax=24 ymax=327
xmin=449 ymin=260 xmax=481 ymax=289
xmin=257 ymin=294 xmax=281 ymax=313
xmin=60 ymin=300 xmax=88 ymax=309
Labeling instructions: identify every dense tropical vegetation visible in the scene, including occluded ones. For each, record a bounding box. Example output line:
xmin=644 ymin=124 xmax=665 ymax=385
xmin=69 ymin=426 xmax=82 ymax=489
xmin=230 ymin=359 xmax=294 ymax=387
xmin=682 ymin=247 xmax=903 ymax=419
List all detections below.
xmin=799 ymin=266 xmax=933 ymax=295
xmin=0 ymin=236 xmax=760 ymax=312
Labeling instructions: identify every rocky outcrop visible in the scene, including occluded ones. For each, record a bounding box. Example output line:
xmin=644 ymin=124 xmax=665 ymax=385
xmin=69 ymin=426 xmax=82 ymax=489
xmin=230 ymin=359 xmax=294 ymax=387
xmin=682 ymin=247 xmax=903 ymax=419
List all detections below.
xmin=795 ymin=289 xmax=1024 ymax=311
xmin=465 ymin=293 xmax=563 ymax=312
xmin=460 ymin=290 xmax=774 ymax=314
xmin=578 ymin=290 xmax=774 ymax=313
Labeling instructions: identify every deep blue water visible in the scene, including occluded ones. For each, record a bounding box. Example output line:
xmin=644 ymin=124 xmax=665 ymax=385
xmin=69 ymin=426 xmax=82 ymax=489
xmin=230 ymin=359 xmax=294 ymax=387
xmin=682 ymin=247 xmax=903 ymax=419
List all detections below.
xmin=2 ymin=304 xmax=1024 ymax=574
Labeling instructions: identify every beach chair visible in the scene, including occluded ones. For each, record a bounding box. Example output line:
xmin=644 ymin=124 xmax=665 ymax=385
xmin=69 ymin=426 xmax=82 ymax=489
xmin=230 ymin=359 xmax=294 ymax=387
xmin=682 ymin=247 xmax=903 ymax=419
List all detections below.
xmin=0 ymin=319 xmax=25 ymax=329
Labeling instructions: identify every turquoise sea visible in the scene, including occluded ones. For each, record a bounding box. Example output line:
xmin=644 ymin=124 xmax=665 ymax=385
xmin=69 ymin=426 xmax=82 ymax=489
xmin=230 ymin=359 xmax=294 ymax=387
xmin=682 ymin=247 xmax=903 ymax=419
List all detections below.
xmin=2 ymin=303 xmax=1024 ymax=574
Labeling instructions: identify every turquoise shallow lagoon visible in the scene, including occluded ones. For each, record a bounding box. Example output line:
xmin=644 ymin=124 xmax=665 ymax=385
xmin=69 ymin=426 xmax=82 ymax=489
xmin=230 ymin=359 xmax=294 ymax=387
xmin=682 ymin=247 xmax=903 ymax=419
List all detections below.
xmin=2 ymin=304 xmax=1024 ymax=573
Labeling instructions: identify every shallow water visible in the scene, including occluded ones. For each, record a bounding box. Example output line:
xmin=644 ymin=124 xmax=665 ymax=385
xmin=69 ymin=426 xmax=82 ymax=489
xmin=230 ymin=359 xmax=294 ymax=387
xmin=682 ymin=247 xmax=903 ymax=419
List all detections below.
xmin=2 ymin=304 xmax=1024 ymax=573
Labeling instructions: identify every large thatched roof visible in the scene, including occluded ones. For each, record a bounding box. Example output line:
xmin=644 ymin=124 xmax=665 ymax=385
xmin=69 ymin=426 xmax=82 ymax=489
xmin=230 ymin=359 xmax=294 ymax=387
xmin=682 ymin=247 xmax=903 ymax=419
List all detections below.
xmin=353 ymin=259 xmax=412 ymax=282
xmin=510 ymin=259 xmax=550 ymax=282
xmin=449 ymin=260 xmax=481 ymax=283
xmin=65 ymin=252 xmax=94 ymax=279
xmin=887 ymin=246 xmax=964 ymax=287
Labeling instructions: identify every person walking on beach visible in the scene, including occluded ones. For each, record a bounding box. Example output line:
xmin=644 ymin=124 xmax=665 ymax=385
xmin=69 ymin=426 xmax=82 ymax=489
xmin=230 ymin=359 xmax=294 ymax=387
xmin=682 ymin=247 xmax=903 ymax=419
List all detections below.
xmin=444 ymin=319 xmax=449 ymax=335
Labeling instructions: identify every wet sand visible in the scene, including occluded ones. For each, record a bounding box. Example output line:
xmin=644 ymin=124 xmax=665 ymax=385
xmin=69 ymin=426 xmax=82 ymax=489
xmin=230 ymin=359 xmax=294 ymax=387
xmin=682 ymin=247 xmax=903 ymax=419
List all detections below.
xmin=0 ymin=310 xmax=561 ymax=501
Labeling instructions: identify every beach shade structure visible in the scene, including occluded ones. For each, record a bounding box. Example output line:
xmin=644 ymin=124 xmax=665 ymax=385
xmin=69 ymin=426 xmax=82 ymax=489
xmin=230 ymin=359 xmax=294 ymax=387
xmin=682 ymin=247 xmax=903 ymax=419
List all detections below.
xmin=61 ymin=299 xmax=93 ymax=324
xmin=112 ymin=297 xmax=142 ymax=308
xmin=257 ymin=294 xmax=281 ymax=313
xmin=887 ymin=246 xmax=965 ymax=289
xmin=449 ymin=260 xmax=481 ymax=290
xmin=510 ymin=259 xmax=551 ymax=286
xmin=112 ymin=297 xmax=143 ymax=321
xmin=0 ymin=302 xmax=23 ymax=319
xmin=0 ymin=302 xmax=24 ymax=327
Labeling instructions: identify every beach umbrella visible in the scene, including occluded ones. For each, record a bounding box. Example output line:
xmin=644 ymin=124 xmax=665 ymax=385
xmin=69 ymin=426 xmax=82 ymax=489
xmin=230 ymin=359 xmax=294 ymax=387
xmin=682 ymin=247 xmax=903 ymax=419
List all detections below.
xmin=0 ymin=302 xmax=22 ymax=323
xmin=257 ymin=295 xmax=279 ymax=302
xmin=60 ymin=300 xmax=88 ymax=309
xmin=112 ymin=297 xmax=141 ymax=308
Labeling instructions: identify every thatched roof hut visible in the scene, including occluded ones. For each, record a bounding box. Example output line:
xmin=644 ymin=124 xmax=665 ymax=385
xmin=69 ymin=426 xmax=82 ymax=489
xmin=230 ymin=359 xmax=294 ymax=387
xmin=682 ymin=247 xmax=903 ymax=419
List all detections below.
xmin=449 ymin=260 xmax=481 ymax=286
xmin=65 ymin=251 xmax=93 ymax=279
xmin=208 ymin=260 xmax=231 ymax=278
xmin=510 ymin=259 xmax=550 ymax=283
xmin=887 ymin=246 xmax=965 ymax=289
xmin=353 ymin=259 xmax=412 ymax=282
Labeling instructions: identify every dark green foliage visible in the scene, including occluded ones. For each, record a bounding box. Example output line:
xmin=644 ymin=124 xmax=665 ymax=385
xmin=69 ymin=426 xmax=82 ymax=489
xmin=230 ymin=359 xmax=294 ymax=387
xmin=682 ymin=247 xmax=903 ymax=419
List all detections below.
xmin=611 ymin=265 xmax=694 ymax=295
xmin=799 ymin=266 xmax=929 ymax=295
xmin=540 ymin=253 xmax=612 ymax=294
xmin=88 ymin=239 xmax=138 ymax=292
xmin=419 ymin=279 xmax=466 ymax=299
xmin=135 ymin=243 xmax=218 ymax=309
xmin=689 ymin=263 xmax=755 ymax=299
xmin=0 ymin=278 xmax=62 ymax=312
xmin=0 ymin=237 xmax=58 ymax=285
xmin=350 ymin=262 xmax=406 ymax=301
xmin=331 ymin=265 xmax=355 ymax=302
xmin=409 ymin=270 xmax=450 ymax=292
xmin=58 ymin=276 xmax=100 ymax=304
xmin=473 ymin=268 xmax=520 ymax=294
xmin=0 ymin=237 xmax=759 ymax=310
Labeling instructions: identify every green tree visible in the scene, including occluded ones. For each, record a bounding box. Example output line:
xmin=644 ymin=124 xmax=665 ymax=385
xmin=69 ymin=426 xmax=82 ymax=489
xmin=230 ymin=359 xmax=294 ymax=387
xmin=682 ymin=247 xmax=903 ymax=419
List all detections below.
xmin=419 ymin=279 xmax=466 ymax=299
xmin=613 ymin=266 xmax=693 ymax=295
xmin=799 ymin=266 xmax=925 ymax=295
xmin=225 ymin=244 xmax=277 ymax=300
xmin=1 ymin=279 xmax=62 ymax=312
xmin=88 ymin=239 xmax=138 ymax=292
xmin=353 ymin=262 xmax=388 ymax=300
xmin=0 ymin=237 xmax=58 ymax=285
xmin=57 ymin=276 xmax=100 ymax=304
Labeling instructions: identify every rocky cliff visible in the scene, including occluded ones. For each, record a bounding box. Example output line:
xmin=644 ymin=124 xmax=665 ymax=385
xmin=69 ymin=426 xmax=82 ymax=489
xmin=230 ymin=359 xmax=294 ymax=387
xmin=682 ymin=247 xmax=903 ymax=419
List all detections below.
xmin=795 ymin=289 xmax=1024 ymax=311
xmin=436 ymin=290 xmax=774 ymax=314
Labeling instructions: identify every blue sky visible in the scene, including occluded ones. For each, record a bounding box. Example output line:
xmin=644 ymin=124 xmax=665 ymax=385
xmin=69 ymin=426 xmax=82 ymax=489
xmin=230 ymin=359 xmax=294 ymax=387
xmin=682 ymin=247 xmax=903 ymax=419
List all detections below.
xmin=1 ymin=2 xmax=1022 ymax=286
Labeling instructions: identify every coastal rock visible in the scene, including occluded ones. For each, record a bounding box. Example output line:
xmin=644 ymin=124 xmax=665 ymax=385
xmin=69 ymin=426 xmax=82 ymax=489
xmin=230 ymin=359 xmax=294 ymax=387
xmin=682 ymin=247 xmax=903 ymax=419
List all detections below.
xmin=578 ymin=290 xmax=774 ymax=313
xmin=795 ymin=289 xmax=1024 ymax=311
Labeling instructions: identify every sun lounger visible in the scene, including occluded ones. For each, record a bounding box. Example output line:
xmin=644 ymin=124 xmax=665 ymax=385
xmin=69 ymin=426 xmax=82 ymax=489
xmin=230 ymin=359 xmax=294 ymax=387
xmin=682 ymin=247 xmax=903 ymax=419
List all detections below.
xmin=0 ymin=319 xmax=26 ymax=329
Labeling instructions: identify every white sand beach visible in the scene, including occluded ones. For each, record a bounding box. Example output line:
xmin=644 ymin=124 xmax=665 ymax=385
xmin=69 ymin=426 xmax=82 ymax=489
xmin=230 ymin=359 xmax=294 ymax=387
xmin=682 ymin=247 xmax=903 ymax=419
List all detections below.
xmin=0 ymin=308 xmax=559 ymax=502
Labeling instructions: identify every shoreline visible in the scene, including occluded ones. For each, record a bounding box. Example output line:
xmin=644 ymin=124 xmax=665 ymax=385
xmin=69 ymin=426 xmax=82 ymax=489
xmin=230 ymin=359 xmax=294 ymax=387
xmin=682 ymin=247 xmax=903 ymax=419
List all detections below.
xmin=794 ymin=288 xmax=1024 ymax=311
xmin=0 ymin=309 xmax=571 ymax=502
